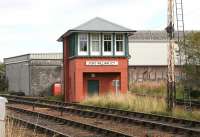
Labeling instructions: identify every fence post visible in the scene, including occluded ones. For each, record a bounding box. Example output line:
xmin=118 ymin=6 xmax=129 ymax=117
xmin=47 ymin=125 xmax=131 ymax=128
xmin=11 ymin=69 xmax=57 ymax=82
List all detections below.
xmin=0 ymin=97 xmax=8 ymax=137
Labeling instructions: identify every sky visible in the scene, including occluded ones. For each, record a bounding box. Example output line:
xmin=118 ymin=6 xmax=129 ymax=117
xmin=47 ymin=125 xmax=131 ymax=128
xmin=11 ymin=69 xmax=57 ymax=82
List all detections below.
xmin=0 ymin=0 xmax=200 ymax=62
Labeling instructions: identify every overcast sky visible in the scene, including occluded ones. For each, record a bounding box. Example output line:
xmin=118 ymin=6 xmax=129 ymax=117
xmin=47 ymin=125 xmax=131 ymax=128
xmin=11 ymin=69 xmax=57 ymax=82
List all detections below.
xmin=0 ymin=0 xmax=199 ymax=61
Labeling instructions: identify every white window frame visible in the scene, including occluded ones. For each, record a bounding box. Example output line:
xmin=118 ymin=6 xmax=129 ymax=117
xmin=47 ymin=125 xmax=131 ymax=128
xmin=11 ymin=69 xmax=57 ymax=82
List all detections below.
xmin=78 ymin=33 xmax=89 ymax=56
xmin=90 ymin=33 xmax=101 ymax=56
xmin=115 ymin=33 xmax=125 ymax=56
xmin=103 ymin=34 xmax=113 ymax=56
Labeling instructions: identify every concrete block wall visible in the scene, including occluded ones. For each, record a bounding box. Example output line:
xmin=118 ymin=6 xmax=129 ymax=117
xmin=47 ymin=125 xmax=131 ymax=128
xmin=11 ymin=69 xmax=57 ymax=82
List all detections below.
xmin=5 ymin=61 xmax=30 ymax=95
xmin=30 ymin=60 xmax=62 ymax=96
xmin=4 ymin=54 xmax=63 ymax=96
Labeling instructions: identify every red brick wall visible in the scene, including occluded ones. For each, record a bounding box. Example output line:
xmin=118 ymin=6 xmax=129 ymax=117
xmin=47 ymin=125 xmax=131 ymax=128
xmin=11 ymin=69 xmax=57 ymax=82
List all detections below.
xmin=83 ymin=73 xmax=120 ymax=96
xmin=65 ymin=57 xmax=128 ymax=102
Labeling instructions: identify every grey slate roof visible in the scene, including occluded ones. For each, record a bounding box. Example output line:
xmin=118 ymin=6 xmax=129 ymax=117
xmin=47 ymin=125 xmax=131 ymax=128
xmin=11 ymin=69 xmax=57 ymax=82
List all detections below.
xmin=129 ymin=30 xmax=196 ymax=41
xmin=57 ymin=17 xmax=135 ymax=41
xmin=129 ymin=31 xmax=168 ymax=41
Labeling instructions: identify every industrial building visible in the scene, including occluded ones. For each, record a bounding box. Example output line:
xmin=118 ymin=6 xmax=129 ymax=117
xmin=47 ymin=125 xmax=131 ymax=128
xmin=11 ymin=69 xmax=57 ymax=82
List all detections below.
xmin=4 ymin=53 xmax=62 ymax=96
xmin=58 ymin=17 xmax=135 ymax=102
xmin=4 ymin=29 xmax=188 ymax=97
xmin=128 ymin=31 xmax=183 ymax=83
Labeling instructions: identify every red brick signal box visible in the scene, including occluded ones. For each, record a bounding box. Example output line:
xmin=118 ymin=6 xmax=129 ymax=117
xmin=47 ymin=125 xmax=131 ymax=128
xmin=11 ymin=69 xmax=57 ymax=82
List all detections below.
xmin=58 ymin=17 xmax=135 ymax=102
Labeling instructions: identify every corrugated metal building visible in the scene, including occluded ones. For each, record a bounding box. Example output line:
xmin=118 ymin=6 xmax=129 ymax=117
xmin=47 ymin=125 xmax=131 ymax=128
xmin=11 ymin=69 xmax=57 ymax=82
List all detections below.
xmin=4 ymin=53 xmax=62 ymax=96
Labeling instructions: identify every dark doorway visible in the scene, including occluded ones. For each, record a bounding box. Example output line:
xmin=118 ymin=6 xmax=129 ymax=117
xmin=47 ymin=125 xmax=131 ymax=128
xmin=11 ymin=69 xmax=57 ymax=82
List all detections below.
xmin=88 ymin=80 xmax=99 ymax=96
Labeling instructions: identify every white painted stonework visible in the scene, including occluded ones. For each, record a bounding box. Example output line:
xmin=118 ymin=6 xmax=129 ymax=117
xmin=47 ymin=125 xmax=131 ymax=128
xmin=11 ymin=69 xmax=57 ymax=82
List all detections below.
xmin=86 ymin=61 xmax=118 ymax=66
xmin=0 ymin=97 xmax=7 ymax=137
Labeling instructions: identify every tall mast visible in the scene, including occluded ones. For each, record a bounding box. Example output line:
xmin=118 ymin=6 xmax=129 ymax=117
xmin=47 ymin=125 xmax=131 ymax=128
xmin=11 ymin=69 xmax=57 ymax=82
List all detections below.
xmin=166 ymin=0 xmax=176 ymax=111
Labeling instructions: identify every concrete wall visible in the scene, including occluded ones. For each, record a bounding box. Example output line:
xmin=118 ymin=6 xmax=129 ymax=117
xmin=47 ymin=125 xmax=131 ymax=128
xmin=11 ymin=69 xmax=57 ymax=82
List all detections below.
xmin=4 ymin=55 xmax=63 ymax=96
xmin=5 ymin=61 xmax=30 ymax=95
xmin=30 ymin=60 xmax=62 ymax=96
xmin=128 ymin=66 xmax=183 ymax=84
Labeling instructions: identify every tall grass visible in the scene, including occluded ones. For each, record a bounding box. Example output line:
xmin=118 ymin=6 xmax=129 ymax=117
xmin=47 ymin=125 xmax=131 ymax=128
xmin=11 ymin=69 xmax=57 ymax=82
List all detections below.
xmin=83 ymin=93 xmax=166 ymax=113
xmin=82 ymin=93 xmax=200 ymax=121
xmin=6 ymin=118 xmax=48 ymax=137
xmin=130 ymin=81 xmax=167 ymax=97
xmin=130 ymin=81 xmax=185 ymax=99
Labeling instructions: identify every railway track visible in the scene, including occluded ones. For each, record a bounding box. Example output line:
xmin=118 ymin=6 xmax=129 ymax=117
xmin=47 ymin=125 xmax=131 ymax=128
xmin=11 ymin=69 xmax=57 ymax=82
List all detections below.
xmin=176 ymin=99 xmax=200 ymax=108
xmin=132 ymin=93 xmax=200 ymax=108
xmin=7 ymin=115 xmax=70 ymax=137
xmin=7 ymin=105 xmax=133 ymax=137
xmin=4 ymin=95 xmax=200 ymax=137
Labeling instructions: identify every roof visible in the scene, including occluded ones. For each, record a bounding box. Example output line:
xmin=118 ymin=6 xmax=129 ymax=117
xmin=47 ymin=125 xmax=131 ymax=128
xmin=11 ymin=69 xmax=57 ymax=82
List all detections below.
xmin=57 ymin=17 xmax=136 ymax=41
xmin=129 ymin=31 xmax=168 ymax=41
xmin=4 ymin=53 xmax=62 ymax=64
xmin=129 ymin=30 xmax=197 ymax=41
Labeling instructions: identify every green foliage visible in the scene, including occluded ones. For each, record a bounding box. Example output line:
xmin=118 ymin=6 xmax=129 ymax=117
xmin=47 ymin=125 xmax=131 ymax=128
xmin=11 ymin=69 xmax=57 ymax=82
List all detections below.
xmin=129 ymin=81 xmax=166 ymax=97
xmin=179 ymin=32 xmax=200 ymax=89
xmin=0 ymin=63 xmax=8 ymax=92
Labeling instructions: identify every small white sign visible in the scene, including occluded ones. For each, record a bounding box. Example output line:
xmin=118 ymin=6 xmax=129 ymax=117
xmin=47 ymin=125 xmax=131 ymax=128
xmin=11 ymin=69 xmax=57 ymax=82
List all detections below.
xmin=86 ymin=61 xmax=118 ymax=66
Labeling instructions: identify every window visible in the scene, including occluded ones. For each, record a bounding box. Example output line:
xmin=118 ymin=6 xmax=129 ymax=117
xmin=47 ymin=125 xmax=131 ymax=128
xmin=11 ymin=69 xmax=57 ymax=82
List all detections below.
xmin=103 ymin=34 xmax=112 ymax=55
xmin=78 ymin=34 xmax=88 ymax=55
xmin=91 ymin=34 xmax=100 ymax=55
xmin=115 ymin=34 xmax=124 ymax=55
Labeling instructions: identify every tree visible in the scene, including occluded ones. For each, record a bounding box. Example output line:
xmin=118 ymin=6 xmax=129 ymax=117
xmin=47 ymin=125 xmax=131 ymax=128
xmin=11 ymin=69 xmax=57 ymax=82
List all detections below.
xmin=179 ymin=32 xmax=200 ymax=91
xmin=0 ymin=63 xmax=8 ymax=91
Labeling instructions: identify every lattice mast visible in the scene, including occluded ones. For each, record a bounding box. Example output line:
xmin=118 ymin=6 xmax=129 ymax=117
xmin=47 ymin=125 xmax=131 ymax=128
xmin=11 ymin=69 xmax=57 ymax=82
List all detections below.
xmin=175 ymin=0 xmax=191 ymax=110
xmin=166 ymin=0 xmax=176 ymax=111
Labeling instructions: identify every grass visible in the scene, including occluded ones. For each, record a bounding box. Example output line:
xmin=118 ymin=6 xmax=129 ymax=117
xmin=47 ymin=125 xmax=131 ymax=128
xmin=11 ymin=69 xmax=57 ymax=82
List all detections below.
xmin=82 ymin=93 xmax=200 ymax=121
xmin=130 ymin=81 xmax=167 ymax=97
xmin=129 ymin=81 xmax=188 ymax=99
xmin=6 ymin=118 xmax=47 ymax=137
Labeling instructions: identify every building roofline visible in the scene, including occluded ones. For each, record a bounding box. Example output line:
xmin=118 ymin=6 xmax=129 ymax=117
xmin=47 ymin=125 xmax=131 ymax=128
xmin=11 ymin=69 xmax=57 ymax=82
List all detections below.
xmin=57 ymin=17 xmax=136 ymax=42
xmin=3 ymin=54 xmax=30 ymax=60
xmin=57 ymin=30 xmax=136 ymax=42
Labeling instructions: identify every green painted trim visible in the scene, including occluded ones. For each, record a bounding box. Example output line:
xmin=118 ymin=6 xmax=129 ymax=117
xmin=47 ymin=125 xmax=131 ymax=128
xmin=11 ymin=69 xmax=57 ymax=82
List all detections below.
xmin=69 ymin=34 xmax=76 ymax=57
xmin=113 ymin=33 xmax=115 ymax=56
xmin=75 ymin=33 xmax=78 ymax=56
xmin=88 ymin=33 xmax=91 ymax=56
xmin=68 ymin=56 xmax=127 ymax=59
xmin=100 ymin=33 xmax=103 ymax=56
xmin=125 ymin=33 xmax=129 ymax=57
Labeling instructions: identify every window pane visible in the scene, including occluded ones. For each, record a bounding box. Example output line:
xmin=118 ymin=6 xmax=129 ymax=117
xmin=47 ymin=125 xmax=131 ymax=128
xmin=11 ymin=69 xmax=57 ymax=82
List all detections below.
xmin=116 ymin=41 xmax=123 ymax=51
xmin=79 ymin=34 xmax=87 ymax=40
xmin=92 ymin=41 xmax=100 ymax=51
xmin=116 ymin=34 xmax=123 ymax=40
xmin=79 ymin=34 xmax=88 ymax=52
xmin=80 ymin=41 xmax=87 ymax=51
xmin=104 ymin=41 xmax=111 ymax=51
xmin=104 ymin=34 xmax=111 ymax=40
xmin=91 ymin=34 xmax=99 ymax=41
